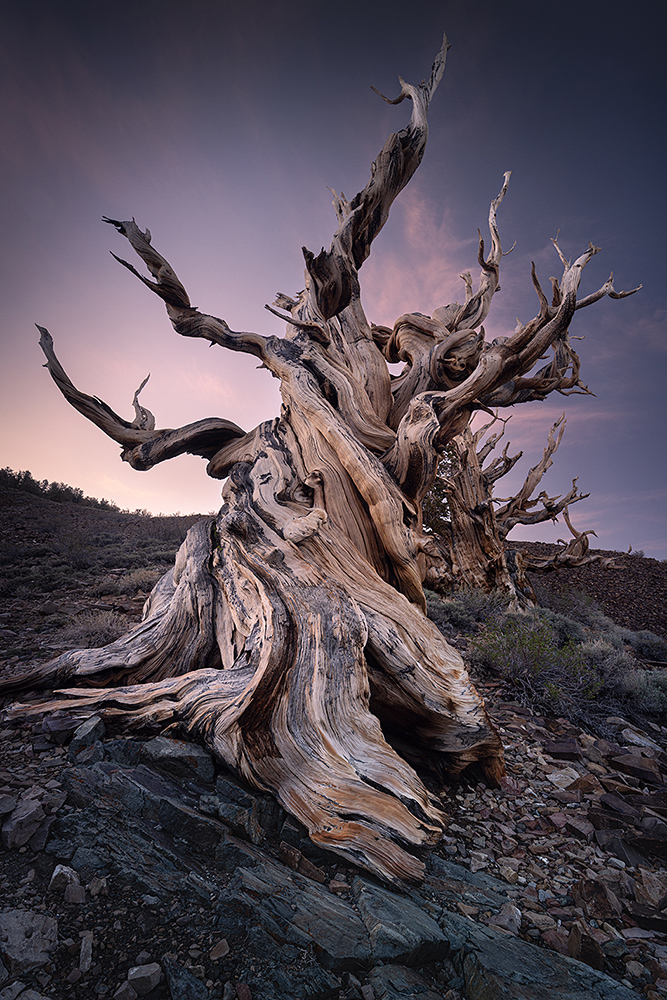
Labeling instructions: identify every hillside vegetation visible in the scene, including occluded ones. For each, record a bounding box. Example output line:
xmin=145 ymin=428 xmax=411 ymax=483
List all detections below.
xmin=1 ymin=470 xmax=665 ymax=740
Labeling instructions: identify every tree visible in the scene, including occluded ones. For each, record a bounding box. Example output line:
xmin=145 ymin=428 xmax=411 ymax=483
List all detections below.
xmin=422 ymin=414 xmax=615 ymax=606
xmin=1 ymin=35 xmax=639 ymax=883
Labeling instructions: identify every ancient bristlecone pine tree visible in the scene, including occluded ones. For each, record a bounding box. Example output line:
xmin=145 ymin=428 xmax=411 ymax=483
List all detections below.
xmin=422 ymin=414 xmax=617 ymax=605
xmin=3 ymin=36 xmax=639 ymax=882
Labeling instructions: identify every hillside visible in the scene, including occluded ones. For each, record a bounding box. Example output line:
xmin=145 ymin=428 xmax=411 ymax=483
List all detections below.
xmin=1 ymin=486 xmax=665 ymax=671
xmin=1 ymin=488 xmax=666 ymax=999
xmin=520 ymin=540 xmax=667 ymax=643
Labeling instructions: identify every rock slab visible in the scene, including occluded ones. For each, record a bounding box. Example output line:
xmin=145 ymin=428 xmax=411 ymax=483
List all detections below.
xmin=439 ymin=910 xmax=642 ymax=1000
xmin=352 ymin=877 xmax=448 ymax=966
xmin=0 ymin=910 xmax=58 ymax=974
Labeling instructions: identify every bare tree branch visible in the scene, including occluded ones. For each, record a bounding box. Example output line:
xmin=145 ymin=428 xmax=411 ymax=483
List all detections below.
xmin=104 ymin=218 xmax=268 ymax=359
xmin=493 ymin=416 xmax=589 ymax=537
xmin=298 ymin=33 xmax=450 ymax=322
xmin=38 ymin=325 xmax=246 ymax=469
xmin=519 ymin=508 xmax=617 ymax=575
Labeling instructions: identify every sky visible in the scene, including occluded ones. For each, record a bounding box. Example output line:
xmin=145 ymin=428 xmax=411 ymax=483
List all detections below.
xmin=1 ymin=0 xmax=665 ymax=557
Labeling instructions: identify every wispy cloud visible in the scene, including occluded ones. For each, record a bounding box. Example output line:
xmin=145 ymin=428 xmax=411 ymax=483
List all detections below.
xmin=360 ymin=185 xmax=477 ymax=326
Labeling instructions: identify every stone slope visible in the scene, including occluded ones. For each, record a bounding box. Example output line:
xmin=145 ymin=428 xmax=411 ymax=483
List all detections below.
xmin=1 ymin=693 xmax=665 ymax=1000
xmin=1 ymin=491 xmax=666 ymax=998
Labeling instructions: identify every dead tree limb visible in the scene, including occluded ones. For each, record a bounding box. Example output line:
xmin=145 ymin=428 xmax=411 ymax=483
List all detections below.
xmin=3 ymin=34 xmax=640 ymax=884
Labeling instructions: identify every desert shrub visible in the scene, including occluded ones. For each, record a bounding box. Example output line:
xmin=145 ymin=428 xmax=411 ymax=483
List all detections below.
xmin=575 ymin=637 xmax=635 ymax=678
xmin=536 ymin=607 xmax=587 ymax=646
xmin=0 ymin=562 xmax=69 ymax=597
xmin=445 ymin=588 xmax=667 ymax=728
xmin=425 ymin=588 xmax=509 ymax=632
xmin=613 ymin=668 xmax=667 ymax=716
xmin=612 ymin=628 xmax=667 ymax=663
xmin=469 ymin=614 xmax=602 ymax=715
xmin=53 ymin=532 xmax=97 ymax=570
xmin=98 ymin=546 xmax=137 ymax=569
xmin=114 ymin=567 xmax=163 ymax=594
xmin=95 ymin=532 xmax=127 ymax=547
xmin=531 ymin=582 xmax=617 ymax=632
xmin=140 ymin=514 xmax=201 ymax=542
xmin=58 ymin=610 xmax=128 ymax=648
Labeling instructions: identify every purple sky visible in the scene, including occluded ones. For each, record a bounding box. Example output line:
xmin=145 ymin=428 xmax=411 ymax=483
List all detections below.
xmin=1 ymin=1 xmax=665 ymax=557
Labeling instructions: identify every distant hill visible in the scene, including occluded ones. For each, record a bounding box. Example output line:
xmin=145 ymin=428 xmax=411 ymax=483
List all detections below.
xmin=0 ymin=467 xmax=129 ymax=512
xmin=1 ymin=469 xmax=665 ymax=643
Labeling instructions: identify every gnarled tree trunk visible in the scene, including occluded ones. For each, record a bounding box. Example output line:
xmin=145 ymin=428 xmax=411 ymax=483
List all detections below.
xmin=1 ymin=34 xmax=639 ymax=883
xmin=422 ymin=414 xmax=613 ymax=606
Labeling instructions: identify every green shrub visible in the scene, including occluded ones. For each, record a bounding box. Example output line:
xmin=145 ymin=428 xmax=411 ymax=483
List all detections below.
xmin=535 ymin=607 xmax=587 ymax=646
xmin=613 ymin=668 xmax=667 ymax=716
xmin=531 ymin=582 xmax=617 ymax=632
xmin=428 ymin=586 xmax=667 ymax=730
xmin=114 ymin=567 xmax=163 ymax=594
xmin=425 ymin=588 xmax=509 ymax=632
xmin=469 ymin=614 xmax=602 ymax=714
xmin=612 ymin=628 xmax=667 ymax=663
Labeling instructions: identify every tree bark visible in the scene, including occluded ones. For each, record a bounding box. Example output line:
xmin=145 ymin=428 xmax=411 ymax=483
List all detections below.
xmin=422 ymin=415 xmax=618 ymax=607
xmin=1 ymin=34 xmax=640 ymax=883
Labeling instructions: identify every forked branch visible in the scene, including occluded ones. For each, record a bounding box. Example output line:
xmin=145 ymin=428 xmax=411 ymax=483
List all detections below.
xmin=492 ymin=415 xmax=589 ymax=537
xmin=298 ymin=33 xmax=450 ymax=322
xmin=38 ymin=325 xmax=246 ymax=469
xmin=104 ymin=218 xmax=268 ymax=359
xmin=519 ymin=509 xmax=616 ymax=575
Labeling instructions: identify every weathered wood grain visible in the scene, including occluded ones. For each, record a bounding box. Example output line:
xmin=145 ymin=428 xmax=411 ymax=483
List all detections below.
xmin=2 ymin=33 xmax=640 ymax=882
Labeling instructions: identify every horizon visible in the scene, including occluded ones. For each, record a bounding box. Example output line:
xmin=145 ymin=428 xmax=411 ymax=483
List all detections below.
xmin=1 ymin=464 xmax=663 ymax=563
xmin=1 ymin=1 xmax=665 ymax=556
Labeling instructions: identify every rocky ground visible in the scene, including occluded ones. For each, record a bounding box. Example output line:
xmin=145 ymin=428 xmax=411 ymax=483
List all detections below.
xmin=1 ymin=489 xmax=666 ymax=999
xmin=518 ymin=540 xmax=667 ymax=643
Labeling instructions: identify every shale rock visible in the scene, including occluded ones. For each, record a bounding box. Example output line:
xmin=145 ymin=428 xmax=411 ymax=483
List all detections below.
xmin=230 ymin=862 xmax=371 ymax=970
xmin=0 ymin=909 xmax=58 ymax=974
xmin=352 ymin=877 xmax=448 ymax=966
xmin=140 ymin=736 xmax=215 ymax=784
xmin=368 ymin=964 xmax=447 ymax=999
xmin=162 ymin=956 xmax=209 ymax=999
xmin=439 ymin=910 xmax=641 ymax=999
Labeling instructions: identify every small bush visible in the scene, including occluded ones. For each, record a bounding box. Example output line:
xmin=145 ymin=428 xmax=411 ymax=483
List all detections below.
xmin=531 ymin=582 xmax=616 ymax=632
xmin=425 ymin=588 xmax=509 ymax=632
xmin=54 ymin=532 xmax=96 ymax=570
xmin=58 ymin=610 xmax=128 ymax=649
xmin=612 ymin=628 xmax=667 ymax=663
xmin=114 ymin=567 xmax=163 ymax=594
xmin=469 ymin=614 xmax=602 ymax=715
xmin=536 ymin=607 xmax=587 ymax=646
xmin=613 ymin=669 xmax=667 ymax=716
xmin=428 ymin=586 xmax=667 ymax=731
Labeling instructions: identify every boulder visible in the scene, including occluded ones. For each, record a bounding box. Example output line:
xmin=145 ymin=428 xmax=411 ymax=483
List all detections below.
xmin=0 ymin=910 xmax=58 ymax=974
xmin=352 ymin=877 xmax=448 ymax=966
xmin=1 ymin=796 xmax=45 ymax=849
xmin=67 ymin=715 xmax=106 ymax=760
xmin=127 ymin=962 xmax=162 ymax=996
xmin=438 ymin=910 xmax=640 ymax=1000
xmin=162 ymin=956 xmax=208 ymax=999
xmin=368 ymin=964 xmax=447 ymax=999
xmin=230 ymin=862 xmax=371 ymax=970
xmin=140 ymin=736 xmax=215 ymax=784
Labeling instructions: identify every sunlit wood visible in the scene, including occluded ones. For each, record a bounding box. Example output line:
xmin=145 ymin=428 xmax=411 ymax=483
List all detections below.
xmin=2 ymin=33 xmax=640 ymax=883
